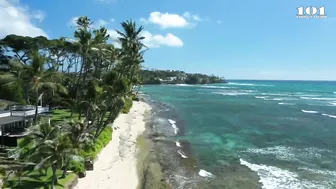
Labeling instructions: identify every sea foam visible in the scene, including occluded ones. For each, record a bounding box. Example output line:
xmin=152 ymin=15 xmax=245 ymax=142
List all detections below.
xmin=255 ymin=96 xmax=266 ymax=99
xmin=300 ymin=97 xmax=336 ymax=101
xmin=242 ymin=146 xmax=332 ymax=162
xmin=239 ymin=159 xmax=330 ymax=189
xmin=177 ymin=150 xmax=188 ymax=158
xmin=201 ymin=86 xmax=232 ymax=89
xmin=322 ymin=113 xmax=336 ymax=119
xmin=228 ymin=82 xmax=274 ymax=87
xmin=302 ymin=110 xmax=318 ymax=114
xmin=176 ymin=141 xmax=182 ymax=147
xmin=198 ymin=169 xmax=214 ymax=178
xmin=329 ymin=102 xmax=336 ymax=106
xmin=168 ymin=119 xmax=179 ymax=135
xmin=278 ymin=102 xmax=295 ymax=105
xmin=176 ymin=84 xmax=192 ymax=87
xmin=212 ymin=92 xmax=250 ymax=96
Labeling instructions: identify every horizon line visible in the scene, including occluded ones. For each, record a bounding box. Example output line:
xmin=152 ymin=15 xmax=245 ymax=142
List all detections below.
xmin=226 ymin=79 xmax=336 ymax=82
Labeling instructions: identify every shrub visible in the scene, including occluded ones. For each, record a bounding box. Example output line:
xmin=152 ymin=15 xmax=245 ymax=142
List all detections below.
xmin=80 ymin=127 xmax=113 ymax=160
xmin=69 ymin=161 xmax=85 ymax=174
xmin=130 ymin=93 xmax=140 ymax=101
xmin=121 ymin=97 xmax=133 ymax=113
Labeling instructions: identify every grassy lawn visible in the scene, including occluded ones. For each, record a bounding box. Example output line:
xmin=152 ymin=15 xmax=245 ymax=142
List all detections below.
xmin=51 ymin=109 xmax=78 ymax=123
xmin=6 ymin=169 xmax=77 ymax=189
xmin=51 ymin=109 xmax=110 ymax=123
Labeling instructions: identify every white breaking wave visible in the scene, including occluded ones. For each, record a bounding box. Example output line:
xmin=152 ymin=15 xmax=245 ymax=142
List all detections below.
xmin=302 ymin=110 xmax=318 ymax=114
xmin=272 ymin=98 xmax=285 ymax=101
xmin=176 ymin=84 xmax=192 ymax=86
xmin=198 ymin=169 xmax=214 ymax=178
xmin=177 ymin=150 xmax=188 ymax=158
xmin=242 ymin=146 xmax=332 ymax=162
xmin=201 ymin=86 xmax=232 ymax=89
xmin=298 ymin=167 xmax=336 ymax=177
xmin=228 ymin=82 xmax=274 ymax=87
xmin=278 ymin=102 xmax=295 ymax=105
xmin=329 ymin=102 xmax=336 ymax=106
xmin=168 ymin=119 xmax=179 ymax=135
xmin=264 ymin=97 xmax=297 ymax=101
xmin=255 ymin=96 xmax=266 ymax=99
xmin=241 ymin=90 xmax=257 ymax=93
xmin=212 ymin=92 xmax=250 ymax=96
xmin=322 ymin=114 xmax=336 ymax=119
xmin=176 ymin=141 xmax=182 ymax=147
xmin=300 ymin=97 xmax=336 ymax=101
xmin=240 ymin=159 xmax=332 ymax=189
xmin=261 ymin=93 xmax=288 ymax=96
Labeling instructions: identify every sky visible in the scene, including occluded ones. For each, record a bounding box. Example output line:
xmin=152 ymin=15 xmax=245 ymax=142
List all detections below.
xmin=0 ymin=0 xmax=336 ymax=80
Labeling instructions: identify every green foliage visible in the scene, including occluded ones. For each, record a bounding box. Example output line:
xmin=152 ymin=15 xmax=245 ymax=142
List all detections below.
xmin=69 ymin=161 xmax=85 ymax=174
xmin=6 ymin=168 xmax=77 ymax=189
xmin=131 ymin=93 xmax=140 ymax=101
xmin=140 ymin=69 xmax=226 ymax=85
xmin=0 ymin=83 xmax=25 ymax=104
xmin=80 ymin=127 xmax=112 ymax=160
xmin=51 ymin=109 xmax=78 ymax=123
xmin=121 ymin=97 xmax=133 ymax=113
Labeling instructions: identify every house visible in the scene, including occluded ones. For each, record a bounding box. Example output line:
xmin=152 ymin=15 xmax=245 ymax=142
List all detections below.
xmin=0 ymin=102 xmax=50 ymax=148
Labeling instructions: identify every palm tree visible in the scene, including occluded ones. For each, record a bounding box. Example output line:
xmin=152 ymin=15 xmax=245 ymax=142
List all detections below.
xmin=60 ymin=119 xmax=93 ymax=178
xmin=17 ymin=120 xmax=60 ymax=176
xmin=116 ymin=20 xmax=147 ymax=92
xmin=72 ymin=16 xmax=94 ymax=119
xmin=32 ymin=135 xmax=71 ymax=189
xmin=20 ymin=121 xmax=70 ymax=189
xmin=26 ymin=50 xmax=67 ymax=123
xmin=0 ymin=59 xmax=29 ymax=103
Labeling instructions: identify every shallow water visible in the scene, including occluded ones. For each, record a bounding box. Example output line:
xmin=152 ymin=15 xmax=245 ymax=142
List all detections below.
xmin=141 ymin=80 xmax=336 ymax=189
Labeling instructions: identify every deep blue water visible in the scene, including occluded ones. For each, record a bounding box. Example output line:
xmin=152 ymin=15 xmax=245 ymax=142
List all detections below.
xmin=141 ymin=80 xmax=336 ymax=189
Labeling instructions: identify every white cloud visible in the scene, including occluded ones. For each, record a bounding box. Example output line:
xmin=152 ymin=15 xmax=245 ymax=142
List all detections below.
xmin=0 ymin=0 xmax=47 ymax=38
xmin=69 ymin=17 xmax=111 ymax=28
xmin=140 ymin=12 xmax=189 ymax=29
xmin=141 ymin=31 xmax=184 ymax=48
xmin=140 ymin=11 xmax=203 ymax=29
xmin=183 ymin=12 xmax=202 ymax=21
xmin=93 ymin=19 xmax=108 ymax=28
xmin=97 ymin=19 xmax=108 ymax=26
xmin=32 ymin=10 xmax=46 ymax=22
xmin=107 ymin=29 xmax=119 ymax=40
xmin=107 ymin=29 xmax=183 ymax=48
xmin=193 ymin=15 xmax=201 ymax=21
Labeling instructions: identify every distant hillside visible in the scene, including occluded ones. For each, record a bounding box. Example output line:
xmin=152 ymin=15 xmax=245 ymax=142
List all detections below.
xmin=140 ymin=69 xmax=227 ymax=85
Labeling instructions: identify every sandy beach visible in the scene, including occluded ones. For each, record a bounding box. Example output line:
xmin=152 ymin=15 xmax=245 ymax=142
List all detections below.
xmin=74 ymin=101 xmax=151 ymax=189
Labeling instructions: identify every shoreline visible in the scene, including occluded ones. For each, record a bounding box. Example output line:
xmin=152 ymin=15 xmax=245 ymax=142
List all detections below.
xmin=74 ymin=101 xmax=151 ymax=189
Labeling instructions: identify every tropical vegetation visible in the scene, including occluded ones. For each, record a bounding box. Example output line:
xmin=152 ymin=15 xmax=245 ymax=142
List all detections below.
xmin=140 ymin=69 xmax=226 ymax=84
xmin=0 ymin=16 xmax=145 ymax=189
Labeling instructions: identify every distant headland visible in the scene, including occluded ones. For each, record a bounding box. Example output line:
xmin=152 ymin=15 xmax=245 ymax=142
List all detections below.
xmin=140 ymin=69 xmax=227 ymax=85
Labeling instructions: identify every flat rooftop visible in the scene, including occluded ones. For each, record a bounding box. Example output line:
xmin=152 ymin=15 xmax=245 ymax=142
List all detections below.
xmin=0 ymin=116 xmax=25 ymax=125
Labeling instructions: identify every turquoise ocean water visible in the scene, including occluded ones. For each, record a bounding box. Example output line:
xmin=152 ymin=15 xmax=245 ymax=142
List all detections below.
xmin=141 ymin=80 xmax=336 ymax=189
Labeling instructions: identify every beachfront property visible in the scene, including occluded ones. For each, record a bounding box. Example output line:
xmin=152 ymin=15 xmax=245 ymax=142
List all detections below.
xmin=0 ymin=100 xmax=50 ymax=147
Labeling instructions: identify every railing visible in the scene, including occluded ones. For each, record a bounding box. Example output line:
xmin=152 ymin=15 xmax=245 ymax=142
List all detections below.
xmin=11 ymin=107 xmax=49 ymax=117
xmin=0 ymin=111 xmax=11 ymax=118
xmin=10 ymin=105 xmax=35 ymax=111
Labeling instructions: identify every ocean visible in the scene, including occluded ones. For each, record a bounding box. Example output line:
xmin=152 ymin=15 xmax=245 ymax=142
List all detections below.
xmin=141 ymin=80 xmax=336 ymax=189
